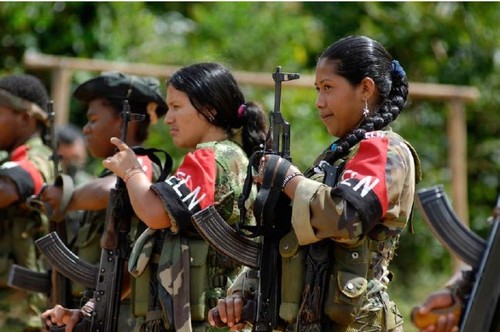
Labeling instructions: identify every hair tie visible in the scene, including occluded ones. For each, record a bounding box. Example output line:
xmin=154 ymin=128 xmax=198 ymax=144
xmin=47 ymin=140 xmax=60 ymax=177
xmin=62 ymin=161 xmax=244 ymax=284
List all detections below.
xmin=237 ymin=104 xmax=246 ymax=118
xmin=391 ymin=60 xmax=406 ymax=78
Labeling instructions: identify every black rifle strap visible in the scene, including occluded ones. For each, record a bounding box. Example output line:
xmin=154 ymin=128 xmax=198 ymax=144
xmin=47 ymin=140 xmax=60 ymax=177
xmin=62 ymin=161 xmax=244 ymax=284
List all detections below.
xmin=296 ymin=162 xmax=343 ymax=331
xmin=296 ymin=241 xmax=332 ymax=332
xmin=237 ymin=150 xmax=263 ymax=233
xmin=241 ymin=155 xmax=291 ymax=237
xmin=131 ymin=146 xmax=173 ymax=182
xmin=254 ymin=155 xmax=290 ymax=225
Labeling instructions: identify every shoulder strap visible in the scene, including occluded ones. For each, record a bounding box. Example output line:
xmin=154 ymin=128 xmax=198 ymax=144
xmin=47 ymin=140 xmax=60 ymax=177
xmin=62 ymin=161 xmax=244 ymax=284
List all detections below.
xmin=131 ymin=146 xmax=173 ymax=183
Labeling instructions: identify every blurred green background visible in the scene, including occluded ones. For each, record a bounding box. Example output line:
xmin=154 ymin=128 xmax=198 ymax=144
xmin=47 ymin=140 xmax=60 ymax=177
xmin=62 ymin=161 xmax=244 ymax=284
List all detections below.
xmin=1 ymin=2 xmax=499 ymax=330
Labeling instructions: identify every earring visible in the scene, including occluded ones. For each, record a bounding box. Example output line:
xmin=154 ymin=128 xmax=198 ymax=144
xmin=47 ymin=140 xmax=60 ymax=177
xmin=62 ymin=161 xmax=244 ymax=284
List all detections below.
xmin=362 ymin=100 xmax=369 ymax=118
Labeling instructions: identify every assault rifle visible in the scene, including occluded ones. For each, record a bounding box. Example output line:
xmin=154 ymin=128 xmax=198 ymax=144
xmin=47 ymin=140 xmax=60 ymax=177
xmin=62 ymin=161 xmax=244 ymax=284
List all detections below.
xmin=8 ymin=101 xmax=73 ymax=307
xmin=412 ymin=185 xmax=500 ymax=332
xmin=192 ymin=66 xmax=300 ymax=331
xmin=37 ymin=100 xmax=144 ymax=331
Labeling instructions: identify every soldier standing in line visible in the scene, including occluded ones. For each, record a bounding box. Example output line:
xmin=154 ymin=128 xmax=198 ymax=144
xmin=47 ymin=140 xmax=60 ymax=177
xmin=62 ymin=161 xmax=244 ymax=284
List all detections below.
xmin=209 ymin=35 xmax=421 ymax=332
xmin=39 ymin=71 xmax=167 ymax=331
xmin=54 ymin=123 xmax=95 ymax=240
xmin=0 ymin=74 xmax=55 ymax=332
xmin=43 ymin=62 xmax=269 ymax=331
xmin=55 ymin=123 xmax=94 ymax=186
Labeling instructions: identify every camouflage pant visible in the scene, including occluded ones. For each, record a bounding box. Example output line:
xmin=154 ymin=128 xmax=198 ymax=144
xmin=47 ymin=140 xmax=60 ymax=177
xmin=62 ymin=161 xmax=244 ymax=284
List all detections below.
xmin=0 ymin=288 xmax=45 ymax=332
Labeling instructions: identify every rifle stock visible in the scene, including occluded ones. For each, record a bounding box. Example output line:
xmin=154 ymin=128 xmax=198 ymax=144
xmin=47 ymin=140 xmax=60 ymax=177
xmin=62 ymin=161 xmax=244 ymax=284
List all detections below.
xmin=35 ymin=232 xmax=98 ymax=289
xmin=415 ymin=185 xmax=500 ymax=331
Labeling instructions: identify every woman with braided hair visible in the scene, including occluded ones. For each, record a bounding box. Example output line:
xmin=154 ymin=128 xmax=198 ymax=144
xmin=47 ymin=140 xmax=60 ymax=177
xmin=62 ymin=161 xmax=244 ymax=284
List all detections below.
xmin=209 ymin=35 xmax=421 ymax=331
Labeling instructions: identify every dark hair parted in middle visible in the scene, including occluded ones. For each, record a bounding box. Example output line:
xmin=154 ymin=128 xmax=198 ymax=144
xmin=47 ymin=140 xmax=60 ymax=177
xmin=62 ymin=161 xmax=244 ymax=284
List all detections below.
xmin=320 ymin=35 xmax=409 ymax=162
xmin=167 ymin=62 xmax=268 ymax=157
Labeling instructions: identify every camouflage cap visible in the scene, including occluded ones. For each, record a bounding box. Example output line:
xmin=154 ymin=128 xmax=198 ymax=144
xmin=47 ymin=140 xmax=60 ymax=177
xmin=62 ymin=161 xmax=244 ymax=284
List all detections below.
xmin=73 ymin=72 xmax=167 ymax=118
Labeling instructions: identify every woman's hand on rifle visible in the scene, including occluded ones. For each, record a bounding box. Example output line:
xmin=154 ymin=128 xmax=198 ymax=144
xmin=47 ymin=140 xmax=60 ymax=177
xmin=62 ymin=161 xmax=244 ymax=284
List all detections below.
xmin=254 ymin=155 xmax=304 ymax=199
xmin=411 ymin=288 xmax=460 ymax=332
xmin=208 ymin=293 xmax=249 ymax=331
xmin=41 ymin=304 xmax=82 ymax=332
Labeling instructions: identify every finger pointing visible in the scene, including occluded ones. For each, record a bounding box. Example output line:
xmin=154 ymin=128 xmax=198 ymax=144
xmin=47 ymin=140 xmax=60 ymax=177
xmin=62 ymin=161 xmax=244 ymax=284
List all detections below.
xmin=110 ymin=137 xmax=128 ymax=151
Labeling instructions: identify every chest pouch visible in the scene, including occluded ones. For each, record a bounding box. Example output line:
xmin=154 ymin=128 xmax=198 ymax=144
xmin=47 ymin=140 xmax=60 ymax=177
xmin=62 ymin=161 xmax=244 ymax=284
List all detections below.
xmin=279 ymin=230 xmax=305 ymax=323
xmin=324 ymin=239 xmax=369 ymax=326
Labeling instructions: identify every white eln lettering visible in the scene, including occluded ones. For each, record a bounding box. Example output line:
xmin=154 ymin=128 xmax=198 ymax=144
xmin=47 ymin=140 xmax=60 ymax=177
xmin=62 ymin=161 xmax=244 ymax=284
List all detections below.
xmin=352 ymin=176 xmax=380 ymax=197
xmin=166 ymin=171 xmax=206 ymax=210
xmin=1 ymin=161 xmax=19 ymax=169
xmin=166 ymin=175 xmax=189 ymax=197
xmin=183 ymin=186 xmax=206 ymax=210
xmin=340 ymin=170 xmax=357 ymax=187
xmin=364 ymin=131 xmax=386 ymax=139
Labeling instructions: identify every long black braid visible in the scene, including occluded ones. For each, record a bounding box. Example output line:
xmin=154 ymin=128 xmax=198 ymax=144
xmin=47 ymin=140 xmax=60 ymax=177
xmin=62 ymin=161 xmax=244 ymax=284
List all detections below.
xmin=320 ymin=36 xmax=409 ymax=165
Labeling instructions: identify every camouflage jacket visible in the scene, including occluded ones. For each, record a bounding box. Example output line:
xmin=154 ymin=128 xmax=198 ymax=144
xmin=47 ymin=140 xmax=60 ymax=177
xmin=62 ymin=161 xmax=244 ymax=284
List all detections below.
xmin=293 ymin=129 xmax=420 ymax=248
xmin=0 ymin=136 xmax=54 ymax=284
xmin=129 ymin=139 xmax=253 ymax=331
xmin=230 ymin=130 xmax=421 ymax=331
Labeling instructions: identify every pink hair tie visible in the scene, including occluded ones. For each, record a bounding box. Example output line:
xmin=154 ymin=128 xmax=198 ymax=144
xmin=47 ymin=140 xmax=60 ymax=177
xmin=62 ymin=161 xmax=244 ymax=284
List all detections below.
xmin=237 ymin=104 xmax=246 ymax=118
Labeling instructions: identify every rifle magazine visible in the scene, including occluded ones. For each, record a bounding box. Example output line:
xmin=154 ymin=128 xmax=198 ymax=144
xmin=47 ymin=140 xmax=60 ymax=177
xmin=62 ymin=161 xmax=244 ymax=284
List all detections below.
xmin=416 ymin=185 xmax=486 ymax=268
xmin=7 ymin=264 xmax=51 ymax=294
xmin=192 ymin=205 xmax=261 ymax=269
xmin=35 ymin=232 xmax=99 ymax=289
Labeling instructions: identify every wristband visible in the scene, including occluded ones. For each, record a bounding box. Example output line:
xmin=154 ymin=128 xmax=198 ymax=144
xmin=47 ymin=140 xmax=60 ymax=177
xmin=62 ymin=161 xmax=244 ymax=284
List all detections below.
xmin=80 ymin=298 xmax=95 ymax=318
xmin=123 ymin=166 xmax=145 ymax=183
xmin=281 ymin=172 xmax=303 ymax=190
